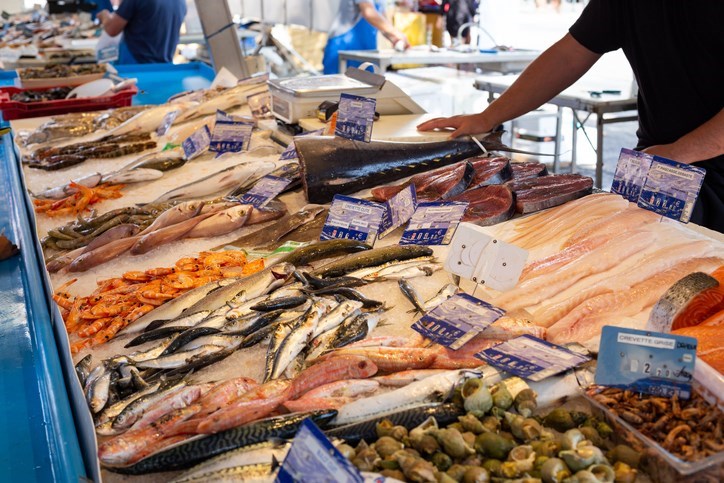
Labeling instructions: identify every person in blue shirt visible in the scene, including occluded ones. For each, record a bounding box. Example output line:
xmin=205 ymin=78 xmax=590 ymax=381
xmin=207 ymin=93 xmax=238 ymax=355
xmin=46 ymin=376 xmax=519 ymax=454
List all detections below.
xmin=85 ymin=0 xmax=112 ymax=21
xmin=97 ymin=0 xmax=187 ymax=64
xmin=323 ymin=0 xmax=409 ymax=74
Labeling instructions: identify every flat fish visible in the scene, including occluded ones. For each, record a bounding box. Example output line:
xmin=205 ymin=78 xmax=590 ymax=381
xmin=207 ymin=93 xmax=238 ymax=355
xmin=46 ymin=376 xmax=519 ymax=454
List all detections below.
xmin=297 ymin=131 xmax=529 ymax=204
xmin=648 ymin=272 xmax=722 ymax=332
xmin=510 ymin=174 xmax=593 ymax=214
xmin=450 ymin=184 xmax=514 ymax=225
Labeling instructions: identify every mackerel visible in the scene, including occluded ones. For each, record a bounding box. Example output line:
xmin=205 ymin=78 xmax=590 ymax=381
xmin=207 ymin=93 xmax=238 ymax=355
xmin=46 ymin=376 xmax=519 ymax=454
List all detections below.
xmin=134 ymin=345 xmax=226 ymax=370
xmin=346 ymin=256 xmax=436 ymax=280
xmin=311 ymin=245 xmax=433 ymax=278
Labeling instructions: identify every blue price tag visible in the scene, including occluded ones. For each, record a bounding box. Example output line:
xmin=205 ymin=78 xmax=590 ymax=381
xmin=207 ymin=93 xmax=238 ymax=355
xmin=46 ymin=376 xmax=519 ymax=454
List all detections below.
xmin=239 ymin=175 xmax=292 ymax=208
xmin=379 ymin=184 xmax=417 ymax=238
xmin=610 ymin=148 xmax=653 ymax=202
xmin=637 ymin=157 xmax=706 ymax=223
xmin=335 ymin=93 xmax=376 ymax=143
xmin=209 ymin=120 xmax=253 ymax=155
xmin=182 ymin=125 xmax=211 ymax=160
xmin=96 ymin=46 xmax=119 ymax=63
xmin=280 ymin=129 xmax=324 ymax=161
xmin=156 ymin=110 xmax=180 ymax=137
xmin=320 ymin=195 xmax=385 ymax=245
xmin=276 ymin=419 xmax=363 ymax=483
xmin=412 ymin=293 xmax=504 ymax=350
xmin=595 ymin=326 xmax=697 ymax=399
xmin=476 ymin=335 xmax=591 ymax=381
xmin=400 ymin=201 xmax=468 ymax=246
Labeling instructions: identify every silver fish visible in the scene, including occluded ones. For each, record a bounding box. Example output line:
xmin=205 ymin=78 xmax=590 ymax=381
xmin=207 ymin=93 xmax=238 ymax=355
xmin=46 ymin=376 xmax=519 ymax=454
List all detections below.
xmin=398 ymin=279 xmax=425 ymax=313
xmin=34 ymin=172 xmax=102 ymax=199
xmin=175 ymin=84 xmax=268 ymax=123
xmin=151 ymin=160 xmax=278 ymax=203
xmin=171 ymin=441 xmax=289 ymax=483
xmin=186 ymin=205 xmax=253 ymax=238
xmin=305 ymin=310 xmax=363 ymax=362
xmin=69 ymin=236 xmax=138 ymax=272
xmin=120 ymin=280 xmax=233 ymax=335
xmin=346 ymin=256 xmax=437 ymax=280
xmin=127 ymin=337 xmax=176 ymax=362
xmin=112 ymin=380 xmax=188 ymax=430
xmin=108 ymin=104 xmax=188 ymax=136
xmin=75 ymin=354 xmax=92 ymax=386
xmin=422 ymin=283 xmax=458 ymax=312
xmin=134 ymin=345 xmax=226 ymax=370
xmin=95 ymin=381 xmax=163 ymax=436
xmin=102 ymin=168 xmax=164 ymax=185
xmin=87 ymin=366 xmax=113 ymax=414
xmin=130 ymin=212 xmax=215 ymax=255
xmin=179 ymin=334 xmax=244 ymax=352
xmin=333 ymin=367 xmax=500 ymax=425
xmin=332 ymin=312 xmax=381 ymax=349
xmin=271 ymin=299 xmax=332 ymax=380
xmin=312 ymin=300 xmax=362 ymax=339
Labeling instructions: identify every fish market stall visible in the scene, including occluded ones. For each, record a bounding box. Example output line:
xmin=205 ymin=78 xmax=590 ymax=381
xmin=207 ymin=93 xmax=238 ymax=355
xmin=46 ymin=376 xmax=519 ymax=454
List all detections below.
xmin=1 ymin=61 xmax=723 ymax=483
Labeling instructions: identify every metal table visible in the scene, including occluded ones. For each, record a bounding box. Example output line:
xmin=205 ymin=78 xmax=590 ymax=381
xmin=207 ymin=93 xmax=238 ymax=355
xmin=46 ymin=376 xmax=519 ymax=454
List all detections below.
xmin=338 ymin=48 xmax=539 ymax=74
xmin=474 ymin=74 xmax=639 ymax=188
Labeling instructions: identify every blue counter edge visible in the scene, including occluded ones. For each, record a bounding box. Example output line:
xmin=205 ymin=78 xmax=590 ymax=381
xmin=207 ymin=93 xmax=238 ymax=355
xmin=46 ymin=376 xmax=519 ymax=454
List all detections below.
xmin=2 ymin=133 xmax=87 ymax=481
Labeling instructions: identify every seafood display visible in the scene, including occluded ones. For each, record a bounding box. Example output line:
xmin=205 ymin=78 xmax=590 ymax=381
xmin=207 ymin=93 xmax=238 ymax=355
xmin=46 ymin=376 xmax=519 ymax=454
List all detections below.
xmin=18 ymin=63 xmax=106 ymax=79
xmin=6 ymin=68 xmax=723 ymax=483
xmin=10 ymin=86 xmax=72 ymax=102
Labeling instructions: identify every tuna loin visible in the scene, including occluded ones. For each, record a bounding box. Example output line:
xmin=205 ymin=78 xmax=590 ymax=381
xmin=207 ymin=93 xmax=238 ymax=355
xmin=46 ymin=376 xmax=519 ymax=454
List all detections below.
xmin=450 ymin=185 xmax=515 ymax=225
xmin=511 ymin=161 xmax=548 ymax=180
xmin=510 ymin=174 xmax=593 ymax=214
xmin=372 ymin=161 xmax=475 ymax=202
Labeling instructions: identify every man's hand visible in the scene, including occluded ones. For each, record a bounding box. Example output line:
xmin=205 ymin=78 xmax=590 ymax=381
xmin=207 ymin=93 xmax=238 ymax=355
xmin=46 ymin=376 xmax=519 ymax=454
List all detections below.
xmin=417 ymin=112 xmax=493 ymax=139
xmin=387 ymin=31 xmax=410 ymax=51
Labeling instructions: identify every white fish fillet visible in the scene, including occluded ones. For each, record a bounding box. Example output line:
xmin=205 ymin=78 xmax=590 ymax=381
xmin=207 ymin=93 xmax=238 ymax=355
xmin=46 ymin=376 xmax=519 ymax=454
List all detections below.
xmin=493 ymin=230 xmax=657 ymax=312
xmin=547 ymin=256 xmax=723 ymax=344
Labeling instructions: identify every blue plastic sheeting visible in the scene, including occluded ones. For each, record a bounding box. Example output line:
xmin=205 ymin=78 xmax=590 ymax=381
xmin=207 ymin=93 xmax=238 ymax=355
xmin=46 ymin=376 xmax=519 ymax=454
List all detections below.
xmin=0 ymin=133 xmax=86 ymax=482
xmin=115 ymin=62 xmax=216 ymax=105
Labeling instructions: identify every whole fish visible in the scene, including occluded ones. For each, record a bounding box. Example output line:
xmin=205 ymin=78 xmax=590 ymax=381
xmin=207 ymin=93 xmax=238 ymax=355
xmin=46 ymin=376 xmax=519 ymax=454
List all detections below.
xmin=186 ymin=205 xmax=253 ymax=238
xmin=174 ymin=84 xmax=267 ymax=123
xmin=244 ymin=203 xmax=288 ymax=227
xmin=81 ymin=224 xmax=141 ymax=254
xmin=312 ymin=300 xmax=363 ymax=339
xmin=151 ymin=161 xmax=278 ymax=203
xmin=398 ymin=279 xmax=426 ymax=313
xmin=159 ymin=327 xmax=222 ymax=356
xmin=270 ymin=299 xmax=332 ymax=380
xmin=130 ymin=384 xmax=207 ymax=432
xmin=330 ymin=313 xmax=380 ymax=349
xmin=34 ymin=172 xmax=102 ymax=199
xmin=326 ymin=403 xmax=464 ymax=445
xmin=69 ymin=236 xmax=139 ymax=272
xmin=308 ymin=287 xmax=383 ymax=309
xmin=126 ymin=317 xmax=210 ymax=347
xmin=302 ymin=379 xmax=379 ymax=399
xmin=422 ymin=283 xmax=458 ymax=312
xmin=217 ymin=206 xmax=326 ymax=250
xmin=103 ymin=168 xmax=164 ymax=185
xmin=226 ymin=161 xmax=300 ymax=199
xmin=86 ymin=365 xmax=113 ymax=414
xmin=112 ymin=381 xmax=188 ymax=431
xmin=373 ymin=369 xmax=451 ymax=387
xmin=75 ymin=354 xmax=92 ymax=386
xmin=311 ymin=245 xmax=433 ymax=278
xmin=121 ymin=279 xmax=235 ymax=335
xmin=108 ymin=411 xmax=336 ymax=474
xmin=171 ymin=441 xmax=289 ymax=483
xmin=95 ymin=381 xmax=164 ymax=436
xmin=332 ymin=366 xmax=499 ymax=425
xmin=130 ymin=212 xmax=215 ymax=255
xmin=135 ymin=345 xmax=226 ymax=370
xmin=301 ymin=272 xmax=367 ymax=290
xmin=295 ymin=131 xmax=543 ymax=204
xmin=274 ymin=239 xmax=372 ymax=268
xmin=347 ymin=256 xmax=439 ymax=281
xmin=139 ymin=201 xmax=204 ymax=235
xmin=107 ymin=104 xmax=188 ymax=136
xmin=119 ymin=149 xmax=186 ymax=172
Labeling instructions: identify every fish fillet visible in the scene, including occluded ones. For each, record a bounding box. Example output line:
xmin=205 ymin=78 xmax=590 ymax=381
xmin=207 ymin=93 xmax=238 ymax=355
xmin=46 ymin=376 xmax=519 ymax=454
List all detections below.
xmin=547 ymin=257 xmax=723 ymax=344
xmin=533 ymin=239 xmax=719 ymax=327
xmin=519 ymin=234 xmax=610 ymax=282
xmin=493 ymin=230 xmax=657 ymax=312
xmin=673 ymin=325 xmax=724 ymax=374
xmin=563 ymin=205 xmax=659 ymax=248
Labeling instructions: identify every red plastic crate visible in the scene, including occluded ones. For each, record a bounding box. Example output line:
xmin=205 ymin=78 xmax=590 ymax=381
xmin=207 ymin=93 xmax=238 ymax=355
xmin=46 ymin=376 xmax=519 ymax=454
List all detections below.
xmin=0 ymin=84 xmax=138 ymax=121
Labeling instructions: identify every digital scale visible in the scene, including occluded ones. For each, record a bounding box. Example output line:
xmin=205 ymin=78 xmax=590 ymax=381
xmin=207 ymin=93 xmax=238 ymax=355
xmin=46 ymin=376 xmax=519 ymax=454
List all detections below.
xmin=268 ymin=67 xmax=425 ymax=125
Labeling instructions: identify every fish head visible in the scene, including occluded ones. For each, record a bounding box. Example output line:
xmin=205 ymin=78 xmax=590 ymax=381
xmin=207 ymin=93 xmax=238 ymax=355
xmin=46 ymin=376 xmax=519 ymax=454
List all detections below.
xmin=271 ymin=263 xmax=296 ymax=281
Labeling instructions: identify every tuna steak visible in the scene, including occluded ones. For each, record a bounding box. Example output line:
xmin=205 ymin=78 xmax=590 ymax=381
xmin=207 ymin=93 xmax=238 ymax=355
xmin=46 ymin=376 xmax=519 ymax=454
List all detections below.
xmin=372 ymin=161 xmax=475 ymax=202
xmin=511 ymin=161 xmax=548 ymax=179
xmin=468 ymin=156 xmax=513 ymax=187
xmin=450 ymin=185 xmax=515 ymax=225
xmin=510 ymin=174 xmax=593 ymax=213
xmin=296 ymin=132 xmax=534 ymax=204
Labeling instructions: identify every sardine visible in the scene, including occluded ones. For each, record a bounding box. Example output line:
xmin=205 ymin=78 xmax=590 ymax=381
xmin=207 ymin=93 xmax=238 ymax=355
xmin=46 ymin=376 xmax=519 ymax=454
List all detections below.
xmin=112 ymin=380 xmax=189 ymax=430
xmin=398 ymin=279 xmax=426 ymax=313
xmin=423 ymin=283 xmax=458 ymax=312
xmin=171 ymin=441 xmax=289 ymax=483
xmin=250 ymin=296 xmax=308 ymax=312
xmin=87 ymin=365 xmax=113 ymax=414
xmin=332 ymin=367 xmax=499 ymax=425
xmin=271 ymin=299 xmax=331 ymax=380
xmin=134 ymin=345 xmax=226 ymax=370
xmin=75 ymin=354 xmax=92 ymax=386
xmin=332 ymin=312 xmax=381 ymax=349
xmin=326 ymin=403 xmax=464 ymax=444
xmin=159 ymin=327 xmax=222 ymax=356
xmin=312 ymin=300 xmax=363 ymax=339
xmin=151 ymin=161 xmax=278 ymax=203
xmin=224 ymin=310 xmax=285 ymax=337
xmin=95 ymin=381 xmax=164 ymax=436
xmin=311 ymin=245 xmax=433 ymax=279
xmin=107 ymin=411 xmax=337 ymax=474
xmin=296 ymin=132 xmax=514 ymax=204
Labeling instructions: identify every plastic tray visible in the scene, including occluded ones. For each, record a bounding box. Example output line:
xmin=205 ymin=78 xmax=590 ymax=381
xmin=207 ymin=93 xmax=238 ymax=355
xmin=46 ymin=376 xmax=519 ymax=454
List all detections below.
xmin=16 ymin=71 xmax=106 ymax=89
xmin=0 ymin=84 xmax=137 ymax=120
xmin=584 ymin=365 xmax=724 ymax=482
